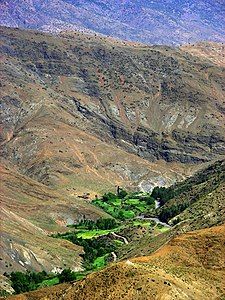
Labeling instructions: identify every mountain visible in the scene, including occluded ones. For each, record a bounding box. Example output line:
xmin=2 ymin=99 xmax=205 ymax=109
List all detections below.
xmin=0 ymin=160 xmax=109 ymax=276
xmin=2 ymin=159 xmax=224 ymax=296
xmin=1 ymin=26 xmax=225 ymax=196
xmin=1 ymin=0 xmax=225 ymax=45
xmin=0 ymin=26 xmax=225 ymax=293
xmin=182 ymin=42 xmax=225 ymax=67
xmin=6 ymin=225 xmax=225 ymax=300
xmin=117 ymin=159 xmax=225 ymax=261
xmin=157 ymin=159 xmax=225 ymax=227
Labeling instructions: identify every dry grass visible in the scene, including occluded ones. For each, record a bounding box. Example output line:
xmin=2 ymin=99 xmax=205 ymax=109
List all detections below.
xmin=6 ymin=225 xmax=225 ymax=300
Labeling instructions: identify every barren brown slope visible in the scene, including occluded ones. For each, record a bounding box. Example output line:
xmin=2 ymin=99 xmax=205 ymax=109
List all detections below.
xmin=1 ymin=26 xmax=225 ymax=279
xmin=1 ymin=26 xmax=225 ymax=192
xmin=0 ymin=160 xmax=112 ymax=275
xmin=6 ymin=225 xmax=225 ymax=300
xmin=181 ymin=42 xmax=225 ymax=67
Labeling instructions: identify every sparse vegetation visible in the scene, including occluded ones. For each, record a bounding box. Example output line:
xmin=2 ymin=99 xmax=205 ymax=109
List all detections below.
xmin=152 ymin=160 xmax=225 ymax=222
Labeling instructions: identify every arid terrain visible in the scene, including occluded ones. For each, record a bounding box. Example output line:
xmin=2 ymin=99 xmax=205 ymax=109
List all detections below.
xmin=0 ymin=25 xmax=225 ymax=297
xmin=5 ymin=225 xmax=225 ymax=300
xmin=1 ymin=0 xmax=225 ymax=45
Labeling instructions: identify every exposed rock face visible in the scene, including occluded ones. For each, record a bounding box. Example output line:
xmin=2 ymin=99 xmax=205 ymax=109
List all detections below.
xmin=1 ymin=26 xmax=225 ymax=179
xmin=0 ymin=26 xmax=225 ymax=277
xmin=0 ymin=0 xmax=225 ymax=45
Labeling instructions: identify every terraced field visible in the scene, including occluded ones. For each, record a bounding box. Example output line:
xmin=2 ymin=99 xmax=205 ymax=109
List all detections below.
xmin=93 ymin=190 xmax=155 ymax=220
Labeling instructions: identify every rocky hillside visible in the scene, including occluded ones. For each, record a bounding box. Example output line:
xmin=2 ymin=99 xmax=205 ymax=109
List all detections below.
xmin=182 ymin=42 xmax=225 ymax=67
xmin=157 ymin=159 xmax=225 ymax=227
xmin=117 ymin=159 xmax=225 ymax=261
xmin=1 ymin=26 xmax=225 ymax=185
xmin=6 ymin=225 xmax=225 ymax=300
xmin=0 ymin=160 xmax=110 ymax=276
xmin=0 ymin=26 xmax=225 ymax=283
xmin=1 ymin=0 xmax=225 ymax=45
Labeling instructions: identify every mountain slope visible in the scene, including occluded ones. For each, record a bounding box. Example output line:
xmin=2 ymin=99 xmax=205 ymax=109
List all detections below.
xmin=157 ymin=159 xmax=225 ymax=227
xmin=0 ymin=160 xmax=111 ymax=275
xmin=0 ymin=26 xmax=225 ymax=284
xmin=182 ymin=42 xmax=225 ymax=67
xmin=1 ymin=0 xmax=225 ymax=45
xmin=6 ymin=225 xmax=225 ymax=300
xmin=116 ymin=159 xmax=225 ymax=263
xmin=1 ymin=26 xmax=225 ymax=188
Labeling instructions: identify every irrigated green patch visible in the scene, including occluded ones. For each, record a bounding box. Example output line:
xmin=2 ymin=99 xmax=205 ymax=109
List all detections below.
xmin=76 ymin=229 xmax=115 ymax=239
xmin=113 ymin=239 xmax=124 ymax=247
xmin=125 ymin=199 xmax=140 ymax=205
xmin=135 ymin=203 xmax=147 ymax=212
xmin=92 ymin=190 xmax=155 ymax=220
xmin=133 ymin=220 xmax=152 ymax=227
xmin=92 ymin=255 xmax=107 ymax=269
xmin=156 ymin=224 xmax=170 ymax=233
xmin=38 ymin=277 xmax=59 ymax=288
xmin=111 ymin=198 xmax=122 ymax=206
xmin=119 ymin=210 xmax=135 ymax=219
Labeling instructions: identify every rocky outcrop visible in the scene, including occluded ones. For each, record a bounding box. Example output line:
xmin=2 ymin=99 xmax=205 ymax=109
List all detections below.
xmin=1 ymin=26 xmax=225 ymax=185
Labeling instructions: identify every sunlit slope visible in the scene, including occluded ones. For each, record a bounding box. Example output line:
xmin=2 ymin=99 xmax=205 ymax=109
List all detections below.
xmin=1 ymin=26 xmax=225 ymax=193
xmin=6 ymin=225 xmax=225 ymax=300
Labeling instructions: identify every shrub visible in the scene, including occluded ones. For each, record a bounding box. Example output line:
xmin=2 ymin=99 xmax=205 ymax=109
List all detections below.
xmin=58 ymin=269 xmax=75 ymax=283
xmin=118 ymin=189 xmax=128 ymax=199
xmin=102 ymin=192 xmax=117 ymax=202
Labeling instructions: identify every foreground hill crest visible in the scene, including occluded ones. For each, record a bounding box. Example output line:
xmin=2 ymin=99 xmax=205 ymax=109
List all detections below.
xmin=6 ymin=225 xmax=225 ymax=300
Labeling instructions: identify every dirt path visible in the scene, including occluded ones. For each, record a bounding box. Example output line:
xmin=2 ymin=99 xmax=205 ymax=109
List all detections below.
xmin=110 ymin=232 xmax=129 ymax=262
xmin=111 ymin=232 xmax=129 ymax=244
xmin=136 ymin=215 xmax=171 ymax=228
xmin=111 ymin=251 xmax=117 ymax=262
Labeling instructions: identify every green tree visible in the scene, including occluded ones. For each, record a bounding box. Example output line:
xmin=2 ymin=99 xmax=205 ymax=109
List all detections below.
xmin=10 ymin=272 xmax=31 ymax=294
xmin=102 ymin=192 xmax=117 ymax=202
xmin=58 ymin=269 xmax=75 ymax=283
xmin=118 ymin=189 xmax=128 ymax=199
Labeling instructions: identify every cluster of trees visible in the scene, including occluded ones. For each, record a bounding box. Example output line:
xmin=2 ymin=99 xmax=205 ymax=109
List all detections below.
xmin=139 ymin=195 xmax=155 ymax=205
xmin=61 ymin=234 xmax=115 ymax=270
xmin=94 ymin=189 xmax=156 ymax=221
xmin=8 ymin=270 xmax=49 ymax=294
xmin=102 ymin=189 xmax=128 ymax=202
xmin=117 ymin=189 xmax=128 ymax=199
xmin=7 ymin=269 xmax=84 ymax=294
xmin=151 ymin=186 xmax=190 ymax=222
xmin=158 ymin=203 xmax=189 ymax=222
xmin=74 ymin=218 xmax=119 ymax=230
xmin=151 ymin=165 xmax=223 ymax=223
xmin=151 ymin=186 xmax=175 ymax=205
xmin=58 ymin=269 xmax=81 ymax=283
